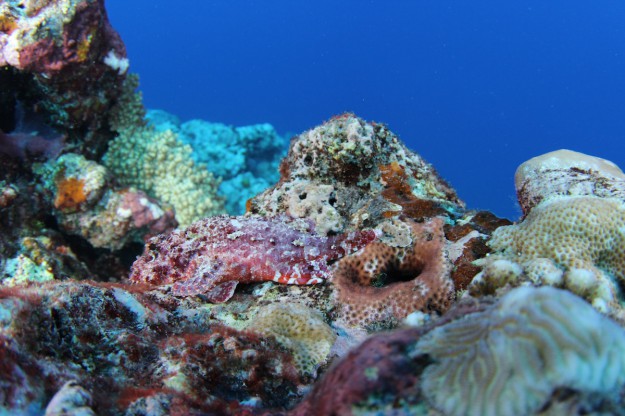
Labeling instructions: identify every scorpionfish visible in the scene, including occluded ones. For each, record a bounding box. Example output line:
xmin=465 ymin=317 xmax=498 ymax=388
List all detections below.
xmin=129 ymin=215 xmax=378 ymax=302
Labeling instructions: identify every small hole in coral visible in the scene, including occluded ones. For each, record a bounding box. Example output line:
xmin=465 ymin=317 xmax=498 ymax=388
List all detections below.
xmin=299 ymin=192 xmax=307 ymax=200
xmin=368 ymin=261 xmax=425 ymax=287
xmin=328 ymin=192 xmax=337 ymax=206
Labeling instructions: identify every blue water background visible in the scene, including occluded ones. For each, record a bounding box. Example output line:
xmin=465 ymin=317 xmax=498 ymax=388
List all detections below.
xmin=106 ymin=1 xmax=625 ymax=220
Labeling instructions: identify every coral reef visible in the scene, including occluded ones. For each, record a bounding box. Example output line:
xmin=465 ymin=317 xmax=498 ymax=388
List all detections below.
xmin=248 ymin=113 xmax=464 ymax=235
xmin=292 ymin=287 xmax=625 ymax=416
xmin=34 ymin=153 xmax=177 ymax=250
xmin=146 ymin=109 xmax=288 ymax=215
xmin=290 ymin=325 xmax=428 ymax=416
xmin=248 ymin=302 xmax=337 ymax=377
xmin=470 ymin=150 xmax=625 ymax=320
xmin=418 ymin=286 xmax=625 ymax=416
xmin=104 ymin=81 xmax=225 ymax=226
xmin=130 ymin=214 xmax=378 ymax=302
xmin=330 ymin=217 xmax=454 ymax=329
xmin=5 ymin=9 xmax=621 ymax=412
xmin=0 ymin=0 xmax=128 ymax=157
xmin=0 ymin=280 xmax=309 ymax=415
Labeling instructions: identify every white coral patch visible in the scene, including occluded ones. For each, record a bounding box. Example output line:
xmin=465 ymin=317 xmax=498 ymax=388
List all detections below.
xmin=103 ymin=50 xmax=129 ymax=74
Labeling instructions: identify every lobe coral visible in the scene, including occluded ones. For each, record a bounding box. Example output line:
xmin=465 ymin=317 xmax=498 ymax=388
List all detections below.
xmin=129 ymin=214 xmax=378 ymax=302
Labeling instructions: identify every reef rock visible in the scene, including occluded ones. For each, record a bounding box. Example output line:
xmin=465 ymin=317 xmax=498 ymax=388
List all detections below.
xmin=471 ymin=149 xmax=625 ymax=321
xmin=0 ymin=280 xmax=309 ymax=415
xmin=0 ymin=0 xmax=128 ymax=157
xmin=248 ymin=113 xmax=465 ymax=235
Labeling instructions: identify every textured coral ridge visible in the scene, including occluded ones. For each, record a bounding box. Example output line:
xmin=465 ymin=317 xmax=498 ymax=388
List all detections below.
xmin=471 ymin=150 xmax=625 ymax=320
xmin=418 ymin=286 xmax=625 ymax=416
xmin=130 ymin=214 xmax=378 ymax=302
xmin=332 ymin=217 xmax=454 ymax=327
xmin=293 ymin=287 xmax=625 ymax=416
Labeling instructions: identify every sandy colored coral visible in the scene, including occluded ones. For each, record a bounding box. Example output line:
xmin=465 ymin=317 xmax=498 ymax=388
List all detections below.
xmin=104 ymin=75 xmax=224 ymax=227
xmin=248 ymin=302 xmax=337 ymax=376
xmin=331 ymin=217 xmax=453 ymax=329
xmin=515 ymin=149 xmax=625 ymax=216
xmin=472 ymin=196 xmax=625 ymax=315
xmin=104 ymin=128 xmax=223 ymax=227
xmin=417 ymin=286 xmax=625 ymax=416
xmin=471 ymin=150 xmax=625 ymax=319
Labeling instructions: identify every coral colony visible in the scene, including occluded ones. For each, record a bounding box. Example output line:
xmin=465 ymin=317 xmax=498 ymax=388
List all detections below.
xmin=1 ymin=1 xmax=625 ymax=415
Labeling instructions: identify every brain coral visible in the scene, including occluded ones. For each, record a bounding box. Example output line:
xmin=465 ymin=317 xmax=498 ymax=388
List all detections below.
xmin=471 ymin=150 xmax=625 ymax=320
xmin=331 ymin=217 xmax=453 ymax=329
xmin=418 ymin=286 xmax=625 ymax=416
xmin=248 ymin=302 xmax=337 ymax=377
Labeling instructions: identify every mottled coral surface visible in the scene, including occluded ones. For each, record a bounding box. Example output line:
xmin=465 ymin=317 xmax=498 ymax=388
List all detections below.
xmin=331 ymin=217 xmax=454 ymax=328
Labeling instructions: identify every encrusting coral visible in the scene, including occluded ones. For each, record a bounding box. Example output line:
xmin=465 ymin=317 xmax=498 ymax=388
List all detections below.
xmin=330 ymin=217 xmax=454 ymax=329
xmin=248 ymin=302 xmax=337 ymax=377
xmin=34 ymin=153 xmax=177 ymax=250
xmin=470 ymin=149 xmax=625 ymax=320
xmin=130 ymin=214 xmax=378 ymax=302
xmin=417 ymin=286 xmax=625 ymax=416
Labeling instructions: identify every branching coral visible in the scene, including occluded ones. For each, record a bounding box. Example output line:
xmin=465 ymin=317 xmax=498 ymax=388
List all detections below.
xmin=104 ymin=77 xmax=224 ymax=227
xmin=331 ymin=217 xmax=453 ymax=328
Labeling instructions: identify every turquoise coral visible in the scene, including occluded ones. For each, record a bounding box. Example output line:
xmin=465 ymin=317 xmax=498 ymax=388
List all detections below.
xmin=146 ymin=109 xmax=288 ymax=214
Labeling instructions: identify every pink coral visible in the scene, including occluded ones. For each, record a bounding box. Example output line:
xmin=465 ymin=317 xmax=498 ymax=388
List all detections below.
xmin=129 ymin=215 xmax=378 ymax=302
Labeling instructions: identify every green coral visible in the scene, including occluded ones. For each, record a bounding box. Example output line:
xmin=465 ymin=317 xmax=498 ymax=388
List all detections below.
xmin=103 ymin=76 xmax=224 ymax=226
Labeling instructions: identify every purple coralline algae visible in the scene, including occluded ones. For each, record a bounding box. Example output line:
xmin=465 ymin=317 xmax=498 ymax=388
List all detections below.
xmin=130 ymin=214 xmax=378 ymax=302
xmin=0 ymin=0 xmax=128 ymax=157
